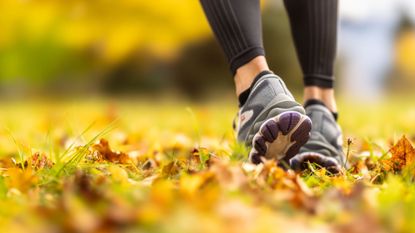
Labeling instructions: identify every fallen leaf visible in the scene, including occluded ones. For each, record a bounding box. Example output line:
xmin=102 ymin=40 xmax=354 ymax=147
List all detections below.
xmin=90 ymin=139 xmax=131 ymax=164
xmin=161 ymin=160 xmax=180 ymax=178
xmin=5 ymin=167 xmax=37 ymax=193
xmin=382 ymin=135 xmax=415 ymax=172
xmin=28 ymin=152 xmax=54 ymax=170
xmin=108 ymin=165 xmax=129 ymax=184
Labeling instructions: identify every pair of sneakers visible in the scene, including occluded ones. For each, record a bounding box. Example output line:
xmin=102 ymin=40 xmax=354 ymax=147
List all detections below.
xmin=236 ymin=71 xmax=345 ymax=173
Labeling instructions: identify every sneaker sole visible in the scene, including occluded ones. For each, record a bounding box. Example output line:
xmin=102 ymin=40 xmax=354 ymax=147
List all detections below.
xmin=248 ymin=111 xmax=312 ymax=164
xmin=290 ymin=152 xmax=342 ymax=174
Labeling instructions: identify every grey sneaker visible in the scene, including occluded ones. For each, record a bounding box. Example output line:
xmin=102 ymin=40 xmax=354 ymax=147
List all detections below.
xmin=290 ymin=101 xmax=346 ymax=173
xmin=236 ymin=71 xmax=312 ymax=164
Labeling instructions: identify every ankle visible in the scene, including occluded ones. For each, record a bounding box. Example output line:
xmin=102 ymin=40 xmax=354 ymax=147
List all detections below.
xmin=234 ymin=56 xmax=269 ymax=96
xmin=303 ymin=86 xmax=337 ymax=112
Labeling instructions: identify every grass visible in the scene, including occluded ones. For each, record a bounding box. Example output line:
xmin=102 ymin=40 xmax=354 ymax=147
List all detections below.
xmin=0 ymin=95 xmax=413 ymax=233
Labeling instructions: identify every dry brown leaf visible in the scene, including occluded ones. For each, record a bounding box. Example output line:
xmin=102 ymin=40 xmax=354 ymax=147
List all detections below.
xmin=161 ymin=160 xmax=180 ymax=178
xmin=382 ymin=135 xmax=415 ymax=172
xmin=90 ymin=138 xmax=131 ymax=164
xmin=71 ymin=170 xmax=103 ymax=202
xmin=251 ymin=160 xmax=317 ymax=211
xmin=29 ymin=152 xmax=54 ymax=170
xmin=189 ymin=147 xmax=217 ymax=169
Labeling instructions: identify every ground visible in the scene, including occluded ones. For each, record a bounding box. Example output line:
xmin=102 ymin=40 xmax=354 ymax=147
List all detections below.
xmin=0 ymin=96 xmax=414 ymax=233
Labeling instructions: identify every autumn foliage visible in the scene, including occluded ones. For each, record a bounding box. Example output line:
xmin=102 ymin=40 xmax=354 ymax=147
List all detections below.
xmin=0 ymin=100 xmax=414 ymax=232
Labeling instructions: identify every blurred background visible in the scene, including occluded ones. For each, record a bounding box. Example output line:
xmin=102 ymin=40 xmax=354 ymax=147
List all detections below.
xmin=0 ymin=0 xmax=415 ymax=101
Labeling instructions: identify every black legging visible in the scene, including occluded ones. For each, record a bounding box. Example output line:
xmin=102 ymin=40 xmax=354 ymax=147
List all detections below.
xmin=199 ymin=0 xmax=338 ymax=88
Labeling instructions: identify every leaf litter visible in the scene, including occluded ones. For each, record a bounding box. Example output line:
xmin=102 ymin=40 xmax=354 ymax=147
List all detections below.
xmin=0 ymin=102 xmax=414 ymax=233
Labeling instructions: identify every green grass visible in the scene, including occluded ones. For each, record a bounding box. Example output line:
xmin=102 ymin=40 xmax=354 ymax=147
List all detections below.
xmin=0 ymin=96 xmax=413 ymax=233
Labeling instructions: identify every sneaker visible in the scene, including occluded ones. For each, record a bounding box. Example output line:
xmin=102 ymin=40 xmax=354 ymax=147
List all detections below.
xmin=236 ymin=71 xmax=312 ymax=165
xmin=289 ymin=100 xmax=345 ymax=173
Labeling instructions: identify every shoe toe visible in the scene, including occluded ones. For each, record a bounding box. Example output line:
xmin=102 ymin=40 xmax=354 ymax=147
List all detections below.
xmin=249 ymin=149 xmax=263 ymax=165
xmin=290 ymin=152 xmax=342 ymax=174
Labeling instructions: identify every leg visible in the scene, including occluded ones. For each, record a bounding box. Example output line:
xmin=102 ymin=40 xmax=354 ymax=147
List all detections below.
xmin=284 ymin=0 xmax=338 ymax=112
xmin=199 ymin=0 xmax=312 ymax=165
xmin=284 ymin=0 xmax=345 ymax=173
xmin=199 ymin=0 xmax=267 ymax=96
xmin=234 ymin=56 xmax=269 ymax=97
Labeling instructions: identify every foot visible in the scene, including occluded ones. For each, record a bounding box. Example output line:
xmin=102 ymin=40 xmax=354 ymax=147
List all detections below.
xmin=236 ymin=71 xmax=312 ymax=165
xmin=289 ymin=100 xmax=346 ymax=174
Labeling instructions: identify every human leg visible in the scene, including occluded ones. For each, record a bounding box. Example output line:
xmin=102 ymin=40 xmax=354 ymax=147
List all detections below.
xmin=284 ymin=0 xmax=338 ymax=107
xmin=284 ymin=0 xmax=345 ymax=172
xmin=199 ymin=0 xmax=312 ymax=164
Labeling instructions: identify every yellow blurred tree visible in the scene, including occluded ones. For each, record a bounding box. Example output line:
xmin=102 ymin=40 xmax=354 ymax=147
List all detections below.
xmin=0 ymin=0 xmax=211 ymax=77
xmin=396 ymin=29 xmax=415 ymax=79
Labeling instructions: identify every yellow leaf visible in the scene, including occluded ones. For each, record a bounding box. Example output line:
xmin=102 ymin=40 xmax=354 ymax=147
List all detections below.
xmin=108 ymin=165 xmax=129 ymax=184
xmin=5 ymin=167 xmax=37 ymax=193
